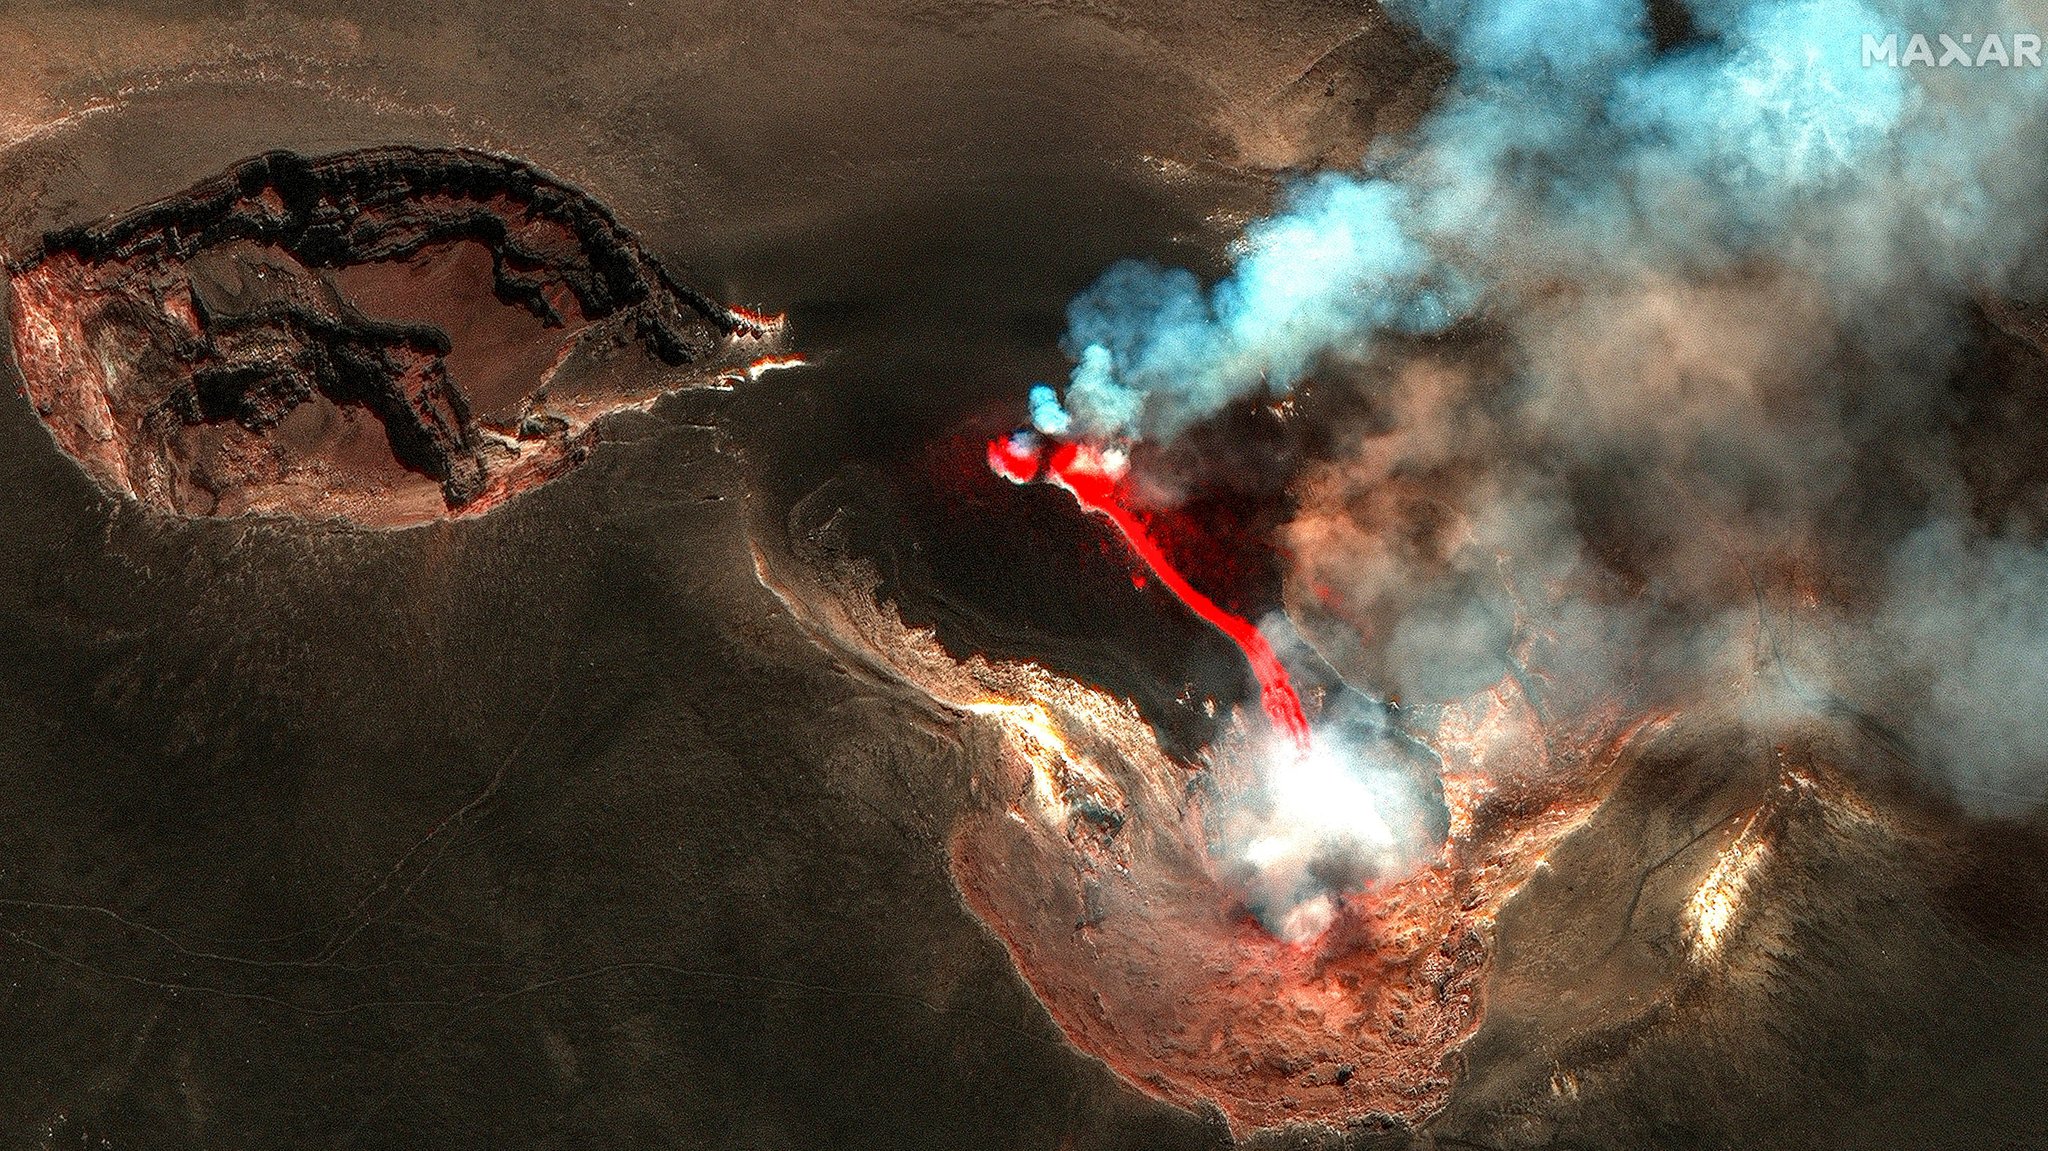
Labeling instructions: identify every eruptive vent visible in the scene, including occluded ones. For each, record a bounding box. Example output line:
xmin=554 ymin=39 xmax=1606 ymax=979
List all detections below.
xmin=755 ymin=503 xmax=1634 ymax=1134
xmin=946 ymin=0 xmax=2048 ymax=1132
xmin=5 ymin=146 xmax=784 ymax=527
xmin=988 ymin=429 xmax=1311 ymax=752
xmin=953 ymin=420 xmax=1550 ymax=1134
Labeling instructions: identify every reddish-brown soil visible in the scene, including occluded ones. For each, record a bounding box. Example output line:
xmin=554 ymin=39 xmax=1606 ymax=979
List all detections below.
xmin=947 ymin=685 xmax=1648 ymax=1134
xmin=6 ymin=147 xmax=780 ymax=527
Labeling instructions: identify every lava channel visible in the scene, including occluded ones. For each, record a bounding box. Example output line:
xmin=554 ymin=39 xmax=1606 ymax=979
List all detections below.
xmin=991 ymin=431 xmax=1312 ymax=753
xmin=741 ymin=434 xmax=1655 ymax=1133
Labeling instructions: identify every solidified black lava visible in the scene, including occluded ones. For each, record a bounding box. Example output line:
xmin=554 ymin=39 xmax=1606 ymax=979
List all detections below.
xmin=8 ymin=146 xmax=777 ymax=524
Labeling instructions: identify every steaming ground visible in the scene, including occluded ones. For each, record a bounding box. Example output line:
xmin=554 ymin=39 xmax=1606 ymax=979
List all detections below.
xmin=0 ymin=2 xmax=2044 ymax=1149
xmin=1004 ymin=0 xmax=2048 ymax=967
xmin=1025 ymin=0 xmax=2048 ymax=820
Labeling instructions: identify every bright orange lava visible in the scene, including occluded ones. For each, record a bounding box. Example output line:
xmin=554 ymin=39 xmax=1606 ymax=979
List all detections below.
xmin=722 ymin=303 xmax=786 ymax=335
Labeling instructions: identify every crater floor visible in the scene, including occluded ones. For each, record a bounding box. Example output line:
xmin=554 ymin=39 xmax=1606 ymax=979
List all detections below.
xmin=7 ymin=146 xmax=776 ymax=527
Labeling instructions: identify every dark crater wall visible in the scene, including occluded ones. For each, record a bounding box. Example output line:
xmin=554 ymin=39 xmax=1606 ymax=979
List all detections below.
xmin=7 ymin=146 xmax=773 ymax=526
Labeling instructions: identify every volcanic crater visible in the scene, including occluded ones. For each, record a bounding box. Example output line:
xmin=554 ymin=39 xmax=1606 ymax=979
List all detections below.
xmin=757 ymin=447 xmax=1657 ymax=1136
xmin=4 ymin=145 xmax=781 ymax=528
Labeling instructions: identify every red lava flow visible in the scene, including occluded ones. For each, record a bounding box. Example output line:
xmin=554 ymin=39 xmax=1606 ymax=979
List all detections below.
xmin=758 ymin=430 xmax=1645 ymax=1132
xmin=991 ymin=433 xmax=1312 ymax=752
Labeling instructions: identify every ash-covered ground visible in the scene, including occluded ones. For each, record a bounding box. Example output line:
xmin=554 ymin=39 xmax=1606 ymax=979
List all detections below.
xmin=0 ymin=2 xmax=2044 ymax=1150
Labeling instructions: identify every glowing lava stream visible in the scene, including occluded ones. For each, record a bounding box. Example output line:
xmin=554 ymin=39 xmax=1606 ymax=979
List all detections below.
xmin=989 ymin=433 xmax=1312 ymax=753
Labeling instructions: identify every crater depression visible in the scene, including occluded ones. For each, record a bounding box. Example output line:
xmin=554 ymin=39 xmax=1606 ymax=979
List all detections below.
xmin=5 ymin=145 xmax=780 ymax=527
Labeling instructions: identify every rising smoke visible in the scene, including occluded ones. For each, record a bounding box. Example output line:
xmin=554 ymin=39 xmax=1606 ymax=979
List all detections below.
xmin=1029 ymin=0 xmax=2048 ymax=829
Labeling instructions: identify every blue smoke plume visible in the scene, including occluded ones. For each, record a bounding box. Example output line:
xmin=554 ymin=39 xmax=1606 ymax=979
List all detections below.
xmin=1031 ymin=0 xmax=2040 ymax=441
xmin=1028 ymin=0 xmax=2048 ymax=815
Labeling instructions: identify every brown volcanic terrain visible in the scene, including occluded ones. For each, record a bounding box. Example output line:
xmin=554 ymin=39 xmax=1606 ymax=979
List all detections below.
xmin=0 ymin=4 xmax=2043 ymax=1151
xmin=941 ymin=681 xmax=1631 ymax=1135
xmin=753 ymin=454 xmax=2048 ymax=1147
xmin=7 ymin=146 xmax=778 ymax=527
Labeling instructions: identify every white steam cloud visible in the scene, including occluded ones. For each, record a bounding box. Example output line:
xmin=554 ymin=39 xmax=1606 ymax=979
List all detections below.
xmin=1030 ymin=0 xmax=2048 ymax=826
